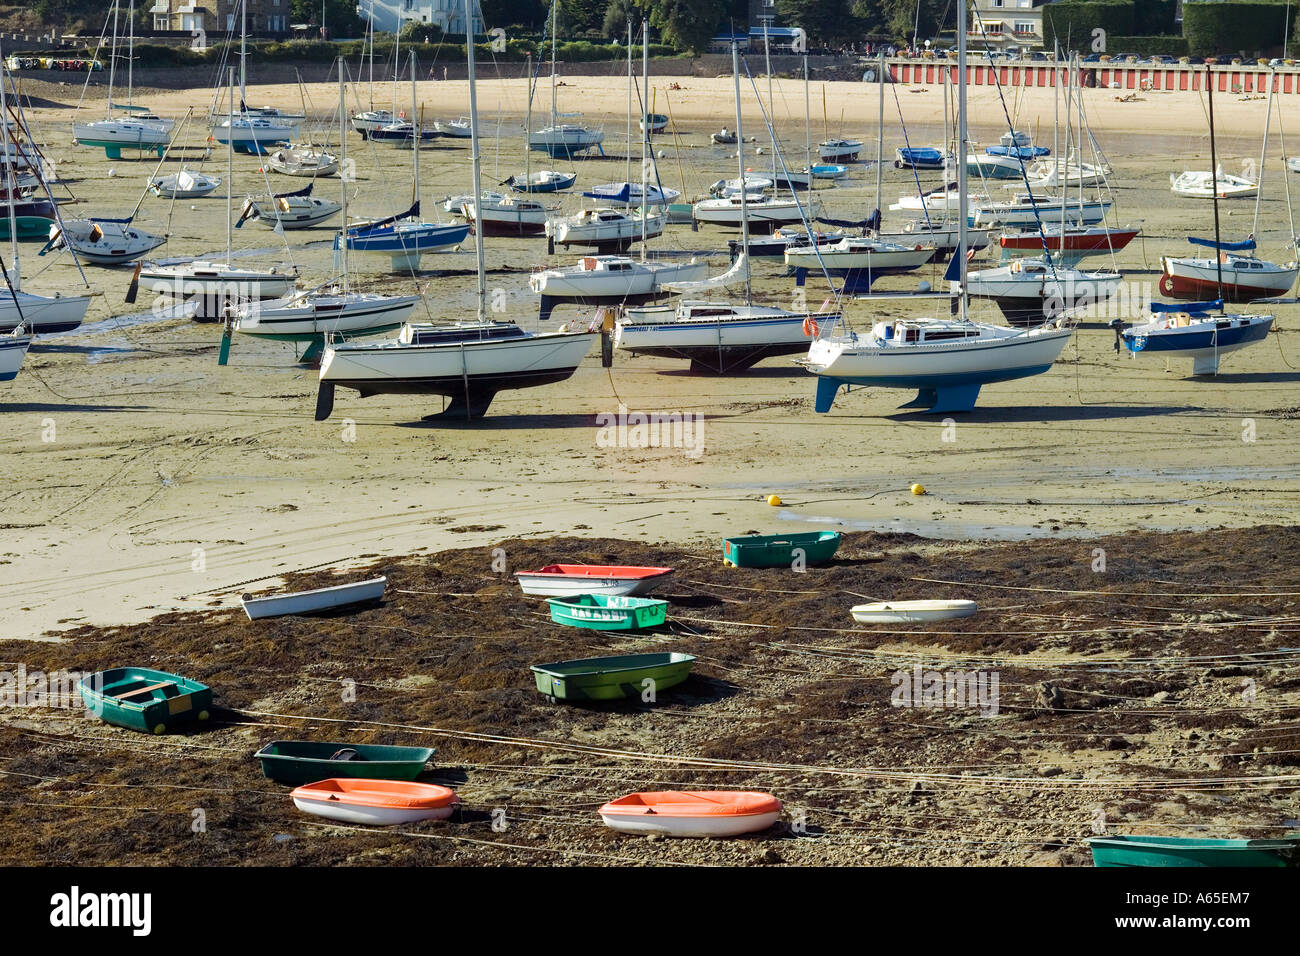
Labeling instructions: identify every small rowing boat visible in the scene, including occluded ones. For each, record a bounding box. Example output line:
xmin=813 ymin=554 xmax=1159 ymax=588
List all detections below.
xmin=291 ymin=778 xmax=460 ymax=825
xmin=254 ymin=741 xmax=435 ymax=785
xmin=722 ymin=531 xmax=841 ymax=568
xmin=515 ymin=564 xmax=673 ymax=597
xmin=545 ymin=594 xmax=668 ymax=631
xmin=599 ymin=791 xmax=783 ymax=837
xmin=240 ymin=576 xmax=387 ymax=619
xmin=79 ymin=667 xmax=212 ymax=735
xmin=531 ymin=652 xmax=695 ymax=702
xmin=1088 ymin=834 xmax=1300 ymax=868
xmin=851 ymin=599 xmax=978 ymax=624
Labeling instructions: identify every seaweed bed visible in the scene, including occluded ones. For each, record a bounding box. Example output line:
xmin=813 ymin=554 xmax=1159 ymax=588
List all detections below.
xmin=2 ymin=526 xmax=1298 ymax=866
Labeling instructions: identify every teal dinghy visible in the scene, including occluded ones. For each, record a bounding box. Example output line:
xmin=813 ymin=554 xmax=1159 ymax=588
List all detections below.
xmin=1088 ymin=834 xmax=1300 ymax=867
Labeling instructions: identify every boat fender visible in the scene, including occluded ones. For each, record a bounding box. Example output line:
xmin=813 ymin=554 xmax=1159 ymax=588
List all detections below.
xmin=802 ymin=317 xmax=818 ymax=337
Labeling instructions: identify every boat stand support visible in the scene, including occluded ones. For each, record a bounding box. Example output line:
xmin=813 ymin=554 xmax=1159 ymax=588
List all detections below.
xmin=1192 ymin=355 xmax=1220 ymax=375
xmin=298 ymin=337 xmax=326 ymax=367
xmin=898 ymin=383 xmax=983 ymax=413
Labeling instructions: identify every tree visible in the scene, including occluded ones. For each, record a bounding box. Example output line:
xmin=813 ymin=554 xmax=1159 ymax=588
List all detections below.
xmin=602 ymin=0 xmax=640 ymax=39
xmin=290 ymin=0 xmax=365 ymax=37
xmin=646 ymin=0 xmax=727 ymax=52
xmin=400 ymin=22 xmax=445 ymax=43
xmin=777 ymin=0 xmax=867 ymax=46
xmin=479 ymin=0 xmax=549 ymax=32
xmin=881 ymin=0 xmax=949 ymax=43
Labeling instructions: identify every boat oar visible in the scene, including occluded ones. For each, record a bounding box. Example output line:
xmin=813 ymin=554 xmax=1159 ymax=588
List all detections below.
xmin=123 ymin=261 xmax=142 ymax=304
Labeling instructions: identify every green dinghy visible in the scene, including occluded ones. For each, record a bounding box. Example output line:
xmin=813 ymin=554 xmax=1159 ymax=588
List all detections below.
xmin=545 ymin=593 xmax=668 ymax=631
xmin=1088 ymin=834 xmax=1300 ymax=868
xmin=79 ymin=667 xmax=212 ymax=734
xmin=723 ymin=530 xmax=841 ymax=568
xmin=531 ymin=652 xmax=696 ymax=702
xmin=254 ymin=740 xmax=436 ymax=785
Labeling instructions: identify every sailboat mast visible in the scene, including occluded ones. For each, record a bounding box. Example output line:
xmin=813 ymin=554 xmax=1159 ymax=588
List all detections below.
xmin=467 ymin=0 xmax=487 ymax=324
xmin=550 ymin=1 xmax=557 ymax=128
xmin=876 ymin=50 xmax=884 ymax=217
xmin=227 ymin=67 xmax=234 ymax=262
xmin=2 ymin=65 xmax=20 ymax=292
xmin=1252 ymin=67 xmax=1273 ymax=238
xmin=732 ymin=41 xmax=751 ymax=306
xmin=338 ymin=60 xmax=348 ymax=294
xmin=956 ymin=0 xmax=969 ymax=321
xmin=641 ymin=18 xmax=648 ymax=252
xmin=240 ymin=0 xmax=247 ymax=109
xmin=763 ymin=23 xmax=776 ymax=185
xmin=803 ymin=55 xmax=810 ymax=174
xmin=410 ymin=52 xmax=419 ymax=206
xmin=126 ymin=0 xmax=135 ymax=108
xmin=1059 ymin=58 xmax=1069 ymax=255
xmin=106 ymin=0 xmax=119 ymax=118
xmin=1207 ymin=64 xmax=1224 ymax=303
xmin=626 ymin=19 xmax=632 ymax=186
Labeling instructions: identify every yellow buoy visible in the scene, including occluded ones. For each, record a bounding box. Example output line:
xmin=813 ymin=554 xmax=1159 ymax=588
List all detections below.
xmin=766 ymin=494 xmax=783 ymax=507
xmin=910 ymin=483 xmax=926 ymax=496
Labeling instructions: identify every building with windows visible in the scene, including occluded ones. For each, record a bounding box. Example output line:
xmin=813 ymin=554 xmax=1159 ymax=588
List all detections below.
xmin=359 ymin=0 xmax=483 ymax=36
xmin=970 ymin=0 xmax=1054 ymax=50
xmin=148 ymin=0 xmax=290 ymax=36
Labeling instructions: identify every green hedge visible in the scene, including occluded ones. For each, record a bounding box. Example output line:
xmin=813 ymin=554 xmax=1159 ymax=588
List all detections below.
xmin=1106 ymin=34 xmax=1190 ymax=57
xmin=1042 ymin=2 xmax=1135 ymax=51
xmin=1182 ymin=1 xmax=1290 ymax=57
xmin=1134 ymin=0 xmax=1177 ymax=35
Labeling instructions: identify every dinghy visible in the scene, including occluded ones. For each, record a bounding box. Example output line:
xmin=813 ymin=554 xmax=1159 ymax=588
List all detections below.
xmin=711 ymin=128 xmax=737 ymax=145
xmin=723 ymin=531 xmax=841 ymax=568
xmin=641 ymin=113 xmax=669 ymax=134
xmin=503 ymin=169 xmax=576 ymax=193
xmin=1088 ymin=834 xmax=1300 ymax=868
xmin=896 ymin=146 xmax=947 ymax=170
xmin=851 ymin=599 xmax=978 ymax=624
xmin=515 ymin=564 xmax=673 ymax=597
xmin=291 ymin=778 xmax=459 ymax=825
xmin=599 ymin=791 xmax=783 ymax=837
xmin=531 ymin=652 xmax=695 ymax=702
xmin=149 ymin=167 xmax=220 ymax=199
xmin=819 ymin=138 xmax=863 ymax=162
xmin=78 ymin=667 xmax=212 ymax=735
xmin=435 ymin=116 xmax=473 ymax=138
xmin=1170 ymin=166 xmax=1258 ymax=199
xmin=545 ymin=594 xmax=668 ymax=631
xmin=240 ymin=576 xmax=387 ymax=619
xmin=255 ymin=741 xmax=434 ymax=785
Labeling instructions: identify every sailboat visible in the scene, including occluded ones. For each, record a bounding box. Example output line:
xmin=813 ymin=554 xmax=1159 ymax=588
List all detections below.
xmin=267 ymin=144 xmax=339 ymax=178
xmin=71 ymin=0 xmax=173 ymax=159
xmin=531 ymin=18 xmax=705 ymax=306
xmin=1162 ymin=72 xmax=1298 ymax=302
xmin=137 ymin=68 xmax=298 ymax=322
xmin=797 ymin=0 xmax=1074 ymax=415
xmin=149 ymin=167 xmax=220 ymax=200
xmin=1119 ymin=65 xmax=1275 ymax=376
xmin=238 ymin=182 xmax=341 ymax=230
xmin=528 ymin=1 xmax=604 ymax=158
xmin=316 ymin=0 xmax=593 ymax=422
xmin=336 ymin=53 xmax=469 ymax=273
xmin=230 ymin=61 xmax=420 ymax=363
xmin=614 ymin=38 xmax=837 ymax=375
xmin=211 ymin=1 xmax=296 ymax=154
xmin=0 ymin=68 xmax=90 ymax=335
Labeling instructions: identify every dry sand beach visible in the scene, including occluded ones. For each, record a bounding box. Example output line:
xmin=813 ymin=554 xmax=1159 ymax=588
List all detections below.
xmin=0 ymin=68 xmax=1298 ymax=866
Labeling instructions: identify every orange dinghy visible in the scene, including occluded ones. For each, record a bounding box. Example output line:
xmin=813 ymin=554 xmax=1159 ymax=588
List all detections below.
xmin=598 ymin=790 xmax=783 ymax=838
xmin=291 ymin=778 xmax=459 ymax=826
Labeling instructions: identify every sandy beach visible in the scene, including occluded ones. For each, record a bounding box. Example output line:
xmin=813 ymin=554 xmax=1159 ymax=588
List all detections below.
xmin=0 ymin=66 xmax=1297 ymax=868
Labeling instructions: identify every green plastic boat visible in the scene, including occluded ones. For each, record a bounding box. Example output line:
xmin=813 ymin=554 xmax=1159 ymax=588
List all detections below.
xmin=1088 ymin=834 xmax=1300 ymax=868
xmin=531 ymin=652 xmax=696 ymax=702
xmin=79 ymin=667 xmax=212 ymax=735
xmin=254 ymin=740 xmax=436 ymax=785
xmin=545 ymin=593 xmax=668 ymax=631
xmin=723 ymin=530 xmax=842 ymax=568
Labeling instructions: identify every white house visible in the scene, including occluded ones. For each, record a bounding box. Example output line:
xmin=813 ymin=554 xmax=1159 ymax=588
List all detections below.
xmin=359 ymin=0 xmax=483 ymax=36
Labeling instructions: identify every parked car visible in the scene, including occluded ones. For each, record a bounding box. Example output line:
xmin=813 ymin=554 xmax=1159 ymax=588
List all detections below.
xmin=1082 ymin=52 xmax=1103 ymax=63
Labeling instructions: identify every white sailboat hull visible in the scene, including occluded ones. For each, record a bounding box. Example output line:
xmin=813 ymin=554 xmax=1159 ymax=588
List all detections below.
xmin=530 ymin=260 xmax=708 ymax=298
xmin=235 ymin=292 xmax=419 ymax=339
xmin=0 ymin=332 xmax=31 ymax=381
xmin=0 ymin=291 xmax=90 ymax=334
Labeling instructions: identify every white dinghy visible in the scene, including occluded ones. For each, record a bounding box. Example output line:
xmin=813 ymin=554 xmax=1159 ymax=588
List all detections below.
xmin=851 ymin=599 xmax=979 ymax=624
xmin=241 ymin=576 xmax=387 ymax=620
